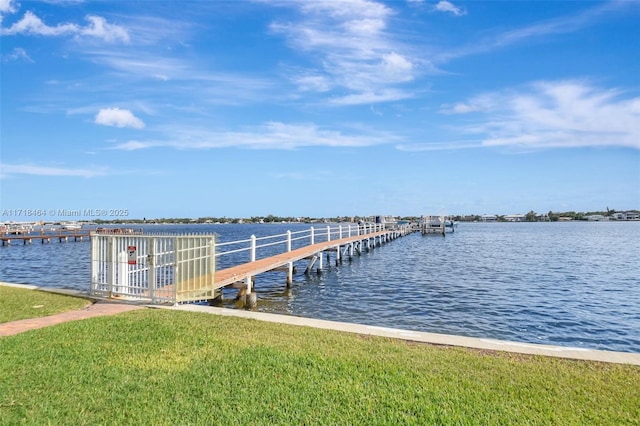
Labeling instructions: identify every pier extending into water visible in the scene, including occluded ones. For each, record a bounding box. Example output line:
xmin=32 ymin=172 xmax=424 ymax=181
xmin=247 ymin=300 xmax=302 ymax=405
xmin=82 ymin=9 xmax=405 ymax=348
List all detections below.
xmin=90 ymin=223 xmax=415 ymax=307
xmin=0 ymin=228 xmax=142 ymax=246
xmin=1 ymin=229 xmax=91 ymax=245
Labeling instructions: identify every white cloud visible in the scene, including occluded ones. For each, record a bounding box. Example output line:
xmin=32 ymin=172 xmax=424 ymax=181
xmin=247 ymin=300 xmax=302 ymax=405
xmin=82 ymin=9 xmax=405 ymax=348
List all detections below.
xmin=0 ymin=163 xmax=108 ymax=178
xmin=434 ymin=1 xmax=466 ymax=16
xmin=112 ymin=140 xmax=150 ymax=151
xmin=2 ymin=47 xmax=33 ymax=62
xmin=293 ymin=74 xmax=332 ymax=92
xmin=1 ymin=10 xmax=129 ymax=42
xmin=95 ymin=108 xmax=145 ymax=129
xmin=440 ymin=94 xmax=498 ymax=114
xmin=396 ymin=141 xmax=483 ymax=151
xmin=330 ymin=89 xmax=412 ymax=105
xmin=269 ymin=0 xmax=418 ymax=105
xmin=1 ymin=11 xmax=77 ymax=36
xmin=0 ymin=0 xmax=17 ymax=14
xmin=436 ymin=1 xmax=630 ymax=62
xmin=110 ymin=121 xmax=401 ymax=151
xmin=80 ymin=15 xmax=130 ymax=43
xmin=448 ymin=81 xmax=640 ymax=150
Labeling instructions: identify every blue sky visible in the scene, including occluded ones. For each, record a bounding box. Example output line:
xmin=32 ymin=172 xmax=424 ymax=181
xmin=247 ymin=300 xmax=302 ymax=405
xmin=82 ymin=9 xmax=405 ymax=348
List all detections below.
xmin=1 ymin=0 xmax=639 ymax=220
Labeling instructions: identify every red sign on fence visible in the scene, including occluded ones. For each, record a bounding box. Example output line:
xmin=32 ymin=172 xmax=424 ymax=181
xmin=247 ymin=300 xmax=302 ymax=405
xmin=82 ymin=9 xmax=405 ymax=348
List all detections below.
xmin=127 ymin=246 xmax=137 ymax=265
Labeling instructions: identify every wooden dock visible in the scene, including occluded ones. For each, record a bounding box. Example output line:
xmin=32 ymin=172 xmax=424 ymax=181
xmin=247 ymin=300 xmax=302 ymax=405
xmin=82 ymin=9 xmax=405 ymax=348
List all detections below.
xmin=178 ymin=227 xmax=412 ymax=306
xmin=1 ymin=229 xmax=91 ymax=245
xmin=1 ymin=228 xmax=142 ymax=246
xmin=90 ymin=223 xmax=415 ymax=306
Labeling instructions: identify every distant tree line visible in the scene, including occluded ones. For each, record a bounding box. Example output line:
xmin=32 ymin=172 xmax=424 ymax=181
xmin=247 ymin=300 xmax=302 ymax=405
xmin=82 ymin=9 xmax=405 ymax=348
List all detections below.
xmin=90 ymin=208 xmax=638 ymax=225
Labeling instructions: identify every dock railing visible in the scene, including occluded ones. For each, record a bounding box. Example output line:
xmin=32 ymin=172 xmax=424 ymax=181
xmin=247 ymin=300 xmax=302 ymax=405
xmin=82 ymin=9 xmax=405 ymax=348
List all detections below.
xmin=214 ymin=223 xmax=386 ymax=268
xmin=90 ymin=223 xmax=390 ymax=305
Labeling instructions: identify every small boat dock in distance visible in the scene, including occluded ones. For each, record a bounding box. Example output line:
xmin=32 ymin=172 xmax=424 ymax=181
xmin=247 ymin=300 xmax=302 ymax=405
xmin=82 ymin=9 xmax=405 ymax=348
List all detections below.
xmin=420 ymin=215 xmax=458 ymax=235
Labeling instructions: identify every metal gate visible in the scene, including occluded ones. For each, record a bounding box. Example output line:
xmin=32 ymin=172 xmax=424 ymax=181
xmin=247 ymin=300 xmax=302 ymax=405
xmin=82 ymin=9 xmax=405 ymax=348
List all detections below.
xmin=90 ymin=234 xmax=216 ymax=304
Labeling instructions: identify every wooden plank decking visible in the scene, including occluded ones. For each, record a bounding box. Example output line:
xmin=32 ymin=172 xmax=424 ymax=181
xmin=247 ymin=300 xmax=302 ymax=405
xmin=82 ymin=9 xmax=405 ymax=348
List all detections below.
xmin=174 ymin=230 xmax=392 ymax=298
xmin=214 ymin=230 xmax=389 ymax=288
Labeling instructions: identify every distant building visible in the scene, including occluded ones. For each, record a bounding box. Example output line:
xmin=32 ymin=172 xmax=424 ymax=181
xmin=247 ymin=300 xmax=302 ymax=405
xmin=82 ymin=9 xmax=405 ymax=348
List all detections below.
xmin=481 ymin=214 xmax=497 ymax=222
xmin=504 ymin=214 xmax=525 ymax=222
xmin=587 ymin=215 xmax=607 ymax=221
xmin=625 ymin=211 xmax=640 ymax=220
xmin=611 ymin=211 xmax=640 ymax=221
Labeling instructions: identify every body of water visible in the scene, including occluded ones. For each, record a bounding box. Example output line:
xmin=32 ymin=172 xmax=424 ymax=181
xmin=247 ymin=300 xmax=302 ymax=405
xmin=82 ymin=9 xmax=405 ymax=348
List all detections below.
xmin=1 ymin=221 xmax=638 ymax=353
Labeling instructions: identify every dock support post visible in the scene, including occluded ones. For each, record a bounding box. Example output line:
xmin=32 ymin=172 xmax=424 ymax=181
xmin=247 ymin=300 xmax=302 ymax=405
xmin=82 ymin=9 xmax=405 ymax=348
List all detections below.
xmin=243 ymin=234 xmax=257 ymax=308
xmin=208 ymin=288 xmax=224 ymax=306
xmin=304 ymin=256 xmax=317 ymax=274
xmin=317 ymin=251 xmax=323 ymax=274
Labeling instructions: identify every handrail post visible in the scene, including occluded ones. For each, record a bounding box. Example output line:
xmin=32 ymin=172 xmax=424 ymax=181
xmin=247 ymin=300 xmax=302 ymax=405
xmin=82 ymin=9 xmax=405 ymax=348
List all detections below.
xmin=250 ymin=235 xmax=256 ymax=262
xmin=310 ymin=227 xmax=315 ymax=245
xmin=286 ymin=230 xmax=293 ymax=287
xmin=327 ymin=225 xmax=331 ymax=242
xmin=339 ymin=225 xmax=342 ymax=239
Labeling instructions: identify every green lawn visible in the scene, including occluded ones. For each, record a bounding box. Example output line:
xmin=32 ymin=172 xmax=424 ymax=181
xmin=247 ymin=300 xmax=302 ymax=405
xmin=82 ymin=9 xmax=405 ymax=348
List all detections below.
xmin=0 ymin=285 xmax=91 ymax=323
xmin=1 ymin=302 xmax=638 ymax=425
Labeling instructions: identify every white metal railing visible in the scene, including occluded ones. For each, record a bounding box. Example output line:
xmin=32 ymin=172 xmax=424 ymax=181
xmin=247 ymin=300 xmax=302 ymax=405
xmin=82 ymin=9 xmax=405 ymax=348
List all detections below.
xmin=90 ymin=223 xmax=406 ymax=304
xmin=214 ymin=223 xmax=389 ymax=268
xmin=91 ymin=234 xmax=215 ymax=304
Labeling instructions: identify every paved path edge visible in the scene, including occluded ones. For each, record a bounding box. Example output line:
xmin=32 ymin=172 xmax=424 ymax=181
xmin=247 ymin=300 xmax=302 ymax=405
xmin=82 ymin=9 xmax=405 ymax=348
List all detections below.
xmin=3 ymin=282 xmax=639 ymax=365
xmin=161 ymin=304 xmax=640 ymax=366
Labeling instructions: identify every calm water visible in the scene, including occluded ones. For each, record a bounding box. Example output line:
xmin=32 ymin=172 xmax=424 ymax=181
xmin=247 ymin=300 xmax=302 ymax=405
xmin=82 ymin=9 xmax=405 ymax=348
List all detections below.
xmin=1 ymin=222 xmax=638 ymax=353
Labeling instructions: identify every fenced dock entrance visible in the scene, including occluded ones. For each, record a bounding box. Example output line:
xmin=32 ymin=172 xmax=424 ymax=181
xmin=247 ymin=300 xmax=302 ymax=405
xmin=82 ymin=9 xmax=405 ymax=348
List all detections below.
xmin=91 ymin=234 xmax=216 ymax=304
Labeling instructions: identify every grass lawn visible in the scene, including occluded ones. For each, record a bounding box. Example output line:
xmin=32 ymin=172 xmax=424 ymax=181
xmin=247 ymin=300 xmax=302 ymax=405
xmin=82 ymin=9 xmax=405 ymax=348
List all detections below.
xmin=0 ymin=285 xmax=91 ymax=323
xmin=1 ymin=302 xmax=638 ymax=425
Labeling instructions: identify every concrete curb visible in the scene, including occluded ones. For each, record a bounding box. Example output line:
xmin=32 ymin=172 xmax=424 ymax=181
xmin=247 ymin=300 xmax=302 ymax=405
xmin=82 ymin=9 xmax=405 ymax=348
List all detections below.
xmin=160 ymin=304 xmax=640 ymax=366
xmin=3 ymin=282 xmax=639 ymax=365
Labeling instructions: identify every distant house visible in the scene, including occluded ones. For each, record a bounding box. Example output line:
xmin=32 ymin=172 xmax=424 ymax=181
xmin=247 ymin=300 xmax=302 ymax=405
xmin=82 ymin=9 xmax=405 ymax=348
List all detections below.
xmin=611 ymin=211 xmax=640 ymax=221
xmin=504 ymin=214 xmax=525 ymax=222
xmin=625 ymin=211 xmax=640 ymax=220
xmin=587 ymin=215 xmax=607 ymax=221
xmin=481 ymin=214 xmax=497 ymax=222
xmin=558 ymin=216 xmax=573 ymax=221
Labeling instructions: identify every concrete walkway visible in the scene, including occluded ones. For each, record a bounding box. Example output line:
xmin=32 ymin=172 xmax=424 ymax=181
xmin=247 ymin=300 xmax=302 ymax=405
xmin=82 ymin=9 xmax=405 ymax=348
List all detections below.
xmin=0 ymin=301 xmax=142 ymax=337
xmin=2 ymin=282 xmax=639 ymax=365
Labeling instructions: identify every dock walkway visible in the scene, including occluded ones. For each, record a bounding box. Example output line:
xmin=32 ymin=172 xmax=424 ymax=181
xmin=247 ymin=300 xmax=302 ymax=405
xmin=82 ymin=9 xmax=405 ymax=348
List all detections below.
xmin=1 ymin=229 xmax=90 ymax=245
xmin=90 ymin=224 xmax=413 ymax=306
xmin=214 ymin=230 xmax=392 ymax=288
xmin=0 ymin=228 xmax=142 ymax=246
